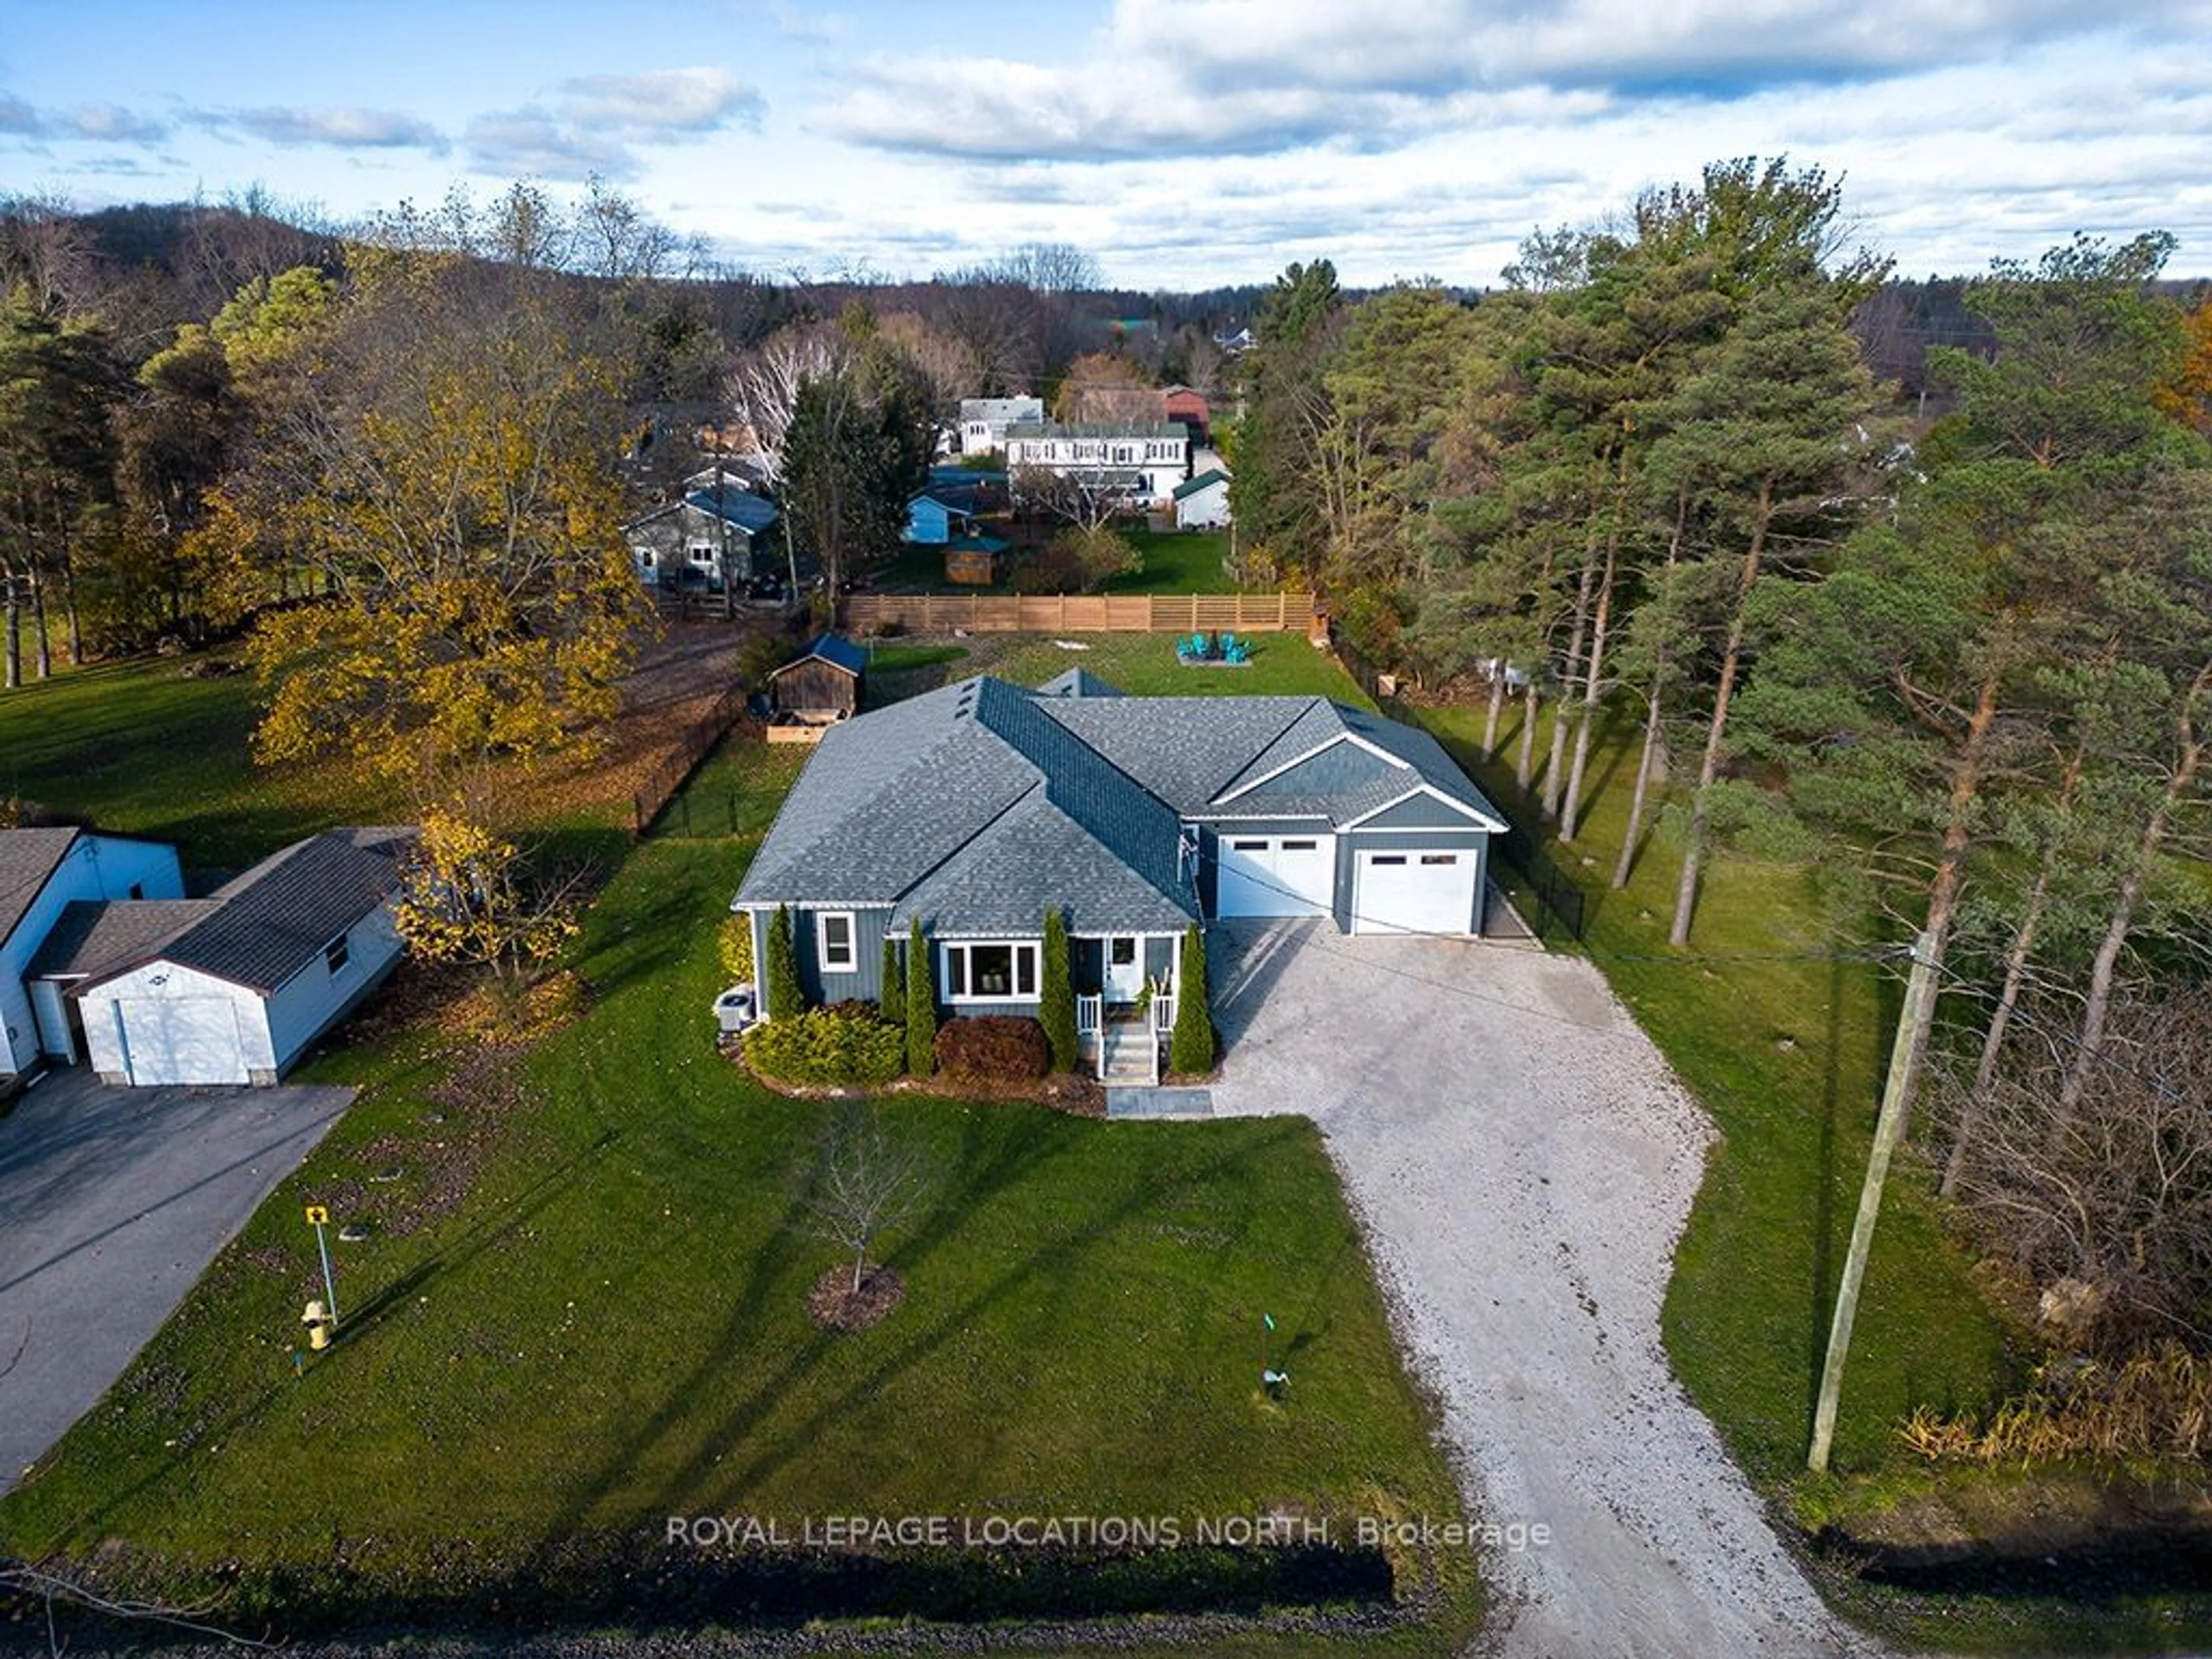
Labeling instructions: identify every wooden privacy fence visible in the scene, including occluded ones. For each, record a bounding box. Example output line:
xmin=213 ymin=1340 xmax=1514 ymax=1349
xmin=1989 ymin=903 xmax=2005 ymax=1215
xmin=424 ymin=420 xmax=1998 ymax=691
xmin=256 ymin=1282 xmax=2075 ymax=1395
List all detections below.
xmin=842 ymin=592 xmax=1317 ymax=635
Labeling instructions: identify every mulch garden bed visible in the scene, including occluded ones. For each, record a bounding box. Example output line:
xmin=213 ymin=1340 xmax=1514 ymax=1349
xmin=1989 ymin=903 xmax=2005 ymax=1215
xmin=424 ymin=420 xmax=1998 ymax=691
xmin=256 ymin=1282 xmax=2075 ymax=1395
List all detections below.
xmin=808 ymin=1265 xmax=906 ymax=1331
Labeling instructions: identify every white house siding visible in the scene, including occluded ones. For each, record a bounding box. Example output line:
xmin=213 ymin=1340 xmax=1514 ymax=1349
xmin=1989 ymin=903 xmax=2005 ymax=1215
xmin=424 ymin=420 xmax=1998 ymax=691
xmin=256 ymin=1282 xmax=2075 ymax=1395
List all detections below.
xmin=1175 ymin=479 xmax=1231 ymax=529
xmin=81 ymin=961 xmax=274 ymax=1088
xmin=0 ymin=836 xmax=183 ymax=1075
xmin=259 ymin=903 xmax=404 ymax=1076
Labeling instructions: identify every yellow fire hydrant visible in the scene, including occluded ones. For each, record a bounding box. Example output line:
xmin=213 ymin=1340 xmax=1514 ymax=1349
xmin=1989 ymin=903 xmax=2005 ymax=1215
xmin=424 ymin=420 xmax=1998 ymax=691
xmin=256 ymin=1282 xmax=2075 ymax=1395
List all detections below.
xmin=302 ymin=1300 xmax=333 ymax=1351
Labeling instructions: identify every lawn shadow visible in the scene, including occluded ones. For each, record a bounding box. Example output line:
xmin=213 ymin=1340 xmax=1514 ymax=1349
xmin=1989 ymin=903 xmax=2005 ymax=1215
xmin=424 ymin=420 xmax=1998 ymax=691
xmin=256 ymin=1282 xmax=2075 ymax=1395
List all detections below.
xmin=691 ymin=1118 xmax=1315 ymax=1506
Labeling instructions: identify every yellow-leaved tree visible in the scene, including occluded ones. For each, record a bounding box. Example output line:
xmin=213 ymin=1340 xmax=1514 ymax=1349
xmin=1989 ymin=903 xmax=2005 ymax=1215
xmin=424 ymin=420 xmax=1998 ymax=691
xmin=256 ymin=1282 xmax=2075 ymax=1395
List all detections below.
xmin=223 ymin=213 xmax=650 ymax=789
xmin=392 ymin=805 xmax=581 ymax=993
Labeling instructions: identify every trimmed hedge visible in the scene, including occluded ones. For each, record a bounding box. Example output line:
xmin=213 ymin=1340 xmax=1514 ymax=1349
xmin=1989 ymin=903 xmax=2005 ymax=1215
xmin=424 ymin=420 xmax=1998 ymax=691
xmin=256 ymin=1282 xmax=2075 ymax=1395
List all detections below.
xmin=744 ymin=1007 xmax=905 ymax=1086
xmin=934 ymin=1016 xmax=1051 ymax=1081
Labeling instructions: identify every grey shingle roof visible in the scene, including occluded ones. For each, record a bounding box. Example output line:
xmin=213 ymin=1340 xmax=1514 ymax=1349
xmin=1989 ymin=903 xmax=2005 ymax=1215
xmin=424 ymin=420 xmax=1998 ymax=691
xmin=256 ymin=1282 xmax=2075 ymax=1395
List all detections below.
xmin=735 ymin=677 xmax=1196 ymax=930
xmin=28 ymin=898 xmax=222 ymax=979
xmin=75 ymin=827 xmax=415 ymax=995
xmin=0 ymin=828 xmax=82 ymax=949
xmin=735 ymin=677 xmax=1503 ymax=936
xmin=1004 ymin=421 xmax=1186 ymax=441
xmin=1039 ymin=695 xmax=1316 ymax=812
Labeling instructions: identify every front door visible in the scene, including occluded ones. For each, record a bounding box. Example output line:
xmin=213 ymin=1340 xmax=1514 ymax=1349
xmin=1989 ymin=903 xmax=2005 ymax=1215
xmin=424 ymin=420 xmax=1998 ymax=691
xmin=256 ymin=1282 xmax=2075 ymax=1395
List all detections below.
xmin=1104 ymin=935 xmax=1144 ymax=1005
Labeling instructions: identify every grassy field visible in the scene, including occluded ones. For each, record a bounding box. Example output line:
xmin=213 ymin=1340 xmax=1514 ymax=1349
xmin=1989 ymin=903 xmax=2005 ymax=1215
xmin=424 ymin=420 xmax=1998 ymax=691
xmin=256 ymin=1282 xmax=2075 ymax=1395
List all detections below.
xmin=879 ymin=529 xmax=1238 ymax=597
xmin=0 ymin=647 xmax=1479 ymax=1651
xmin=0 ymin=658 xmax=394 ymax=870
xmin=859 ymin=632 xmax=1363 ymax=710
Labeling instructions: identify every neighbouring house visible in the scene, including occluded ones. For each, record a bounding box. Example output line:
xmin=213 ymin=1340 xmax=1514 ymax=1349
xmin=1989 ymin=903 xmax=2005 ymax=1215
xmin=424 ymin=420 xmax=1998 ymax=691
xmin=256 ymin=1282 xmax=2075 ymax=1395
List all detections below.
xmin=959 ymin=396 xmax=1045 ymax=456
xmin=626 ymin=468 xmax=779 ymax=589
xmin=1213 ymin=325 xmax=1256 ymax=355
xmin=1003 ymin=421 xmax=1191 ymax=508
xmin=768 ymin=634 xmax=867 ymax=724
xmin=732 ymin=671 xmax=1505 ymax=1078
xmin=1173 ymin=468 xmax=1233 ymax=530
xmin=1162 ymin=385 xmax=1211 ymax=445
xmin=1 ymin=827 xmax=185 ymax=1084
xmin=11 ymin=827 xmax=413 ymax=1088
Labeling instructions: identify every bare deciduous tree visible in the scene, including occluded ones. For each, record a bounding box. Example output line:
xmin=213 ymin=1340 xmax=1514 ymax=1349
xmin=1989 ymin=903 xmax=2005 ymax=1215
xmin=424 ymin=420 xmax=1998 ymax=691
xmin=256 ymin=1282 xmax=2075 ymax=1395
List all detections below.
xmin=799 ymin=1111 xmax=935 ymax=1297
xmin=1937 ymin=990 xmax=2212 ymax=1353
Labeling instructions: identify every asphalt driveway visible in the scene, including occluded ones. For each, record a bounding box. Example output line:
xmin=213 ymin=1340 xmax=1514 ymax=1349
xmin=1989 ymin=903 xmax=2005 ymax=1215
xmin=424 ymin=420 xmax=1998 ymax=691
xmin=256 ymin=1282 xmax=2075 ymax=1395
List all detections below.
xmin=0 ymin=1068 xmax=352 ymax=1493
xmin=1208 ymin=919 xmax=1881 ymax=1658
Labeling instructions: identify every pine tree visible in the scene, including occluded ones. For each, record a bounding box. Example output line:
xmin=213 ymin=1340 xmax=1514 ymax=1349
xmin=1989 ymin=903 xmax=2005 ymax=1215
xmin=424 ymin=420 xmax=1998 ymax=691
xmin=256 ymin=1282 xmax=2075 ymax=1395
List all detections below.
xmin=904 ymin=918 xmax=936 ymax=1075
xmin=1169 ymin=926 xmax=1214 ymax=1075
xmin=1040 ymin=907 xmax=1077 ymax=1071
xmin=766 ymin=904 xmax=802 ymax=1020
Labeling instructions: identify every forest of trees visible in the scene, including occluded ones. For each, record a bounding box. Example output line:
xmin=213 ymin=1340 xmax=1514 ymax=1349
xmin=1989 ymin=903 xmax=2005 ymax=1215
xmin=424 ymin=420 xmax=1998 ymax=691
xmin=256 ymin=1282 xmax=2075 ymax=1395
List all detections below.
xmin=1226 ymin=159 xmax=2212 ymax=1357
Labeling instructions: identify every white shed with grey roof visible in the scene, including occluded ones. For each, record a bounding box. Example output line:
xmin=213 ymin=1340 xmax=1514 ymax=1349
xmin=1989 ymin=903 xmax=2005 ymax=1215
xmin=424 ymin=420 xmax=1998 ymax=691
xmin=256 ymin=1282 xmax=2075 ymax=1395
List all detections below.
xmin=63 ymin=827 xmax=414 ymax=1088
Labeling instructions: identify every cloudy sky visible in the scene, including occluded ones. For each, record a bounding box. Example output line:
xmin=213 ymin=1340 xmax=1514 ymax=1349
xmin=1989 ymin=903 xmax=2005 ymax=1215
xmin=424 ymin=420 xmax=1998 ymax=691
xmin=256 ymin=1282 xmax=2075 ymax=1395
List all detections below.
xmin=5 ymin=0 xmax=2210 ymax=289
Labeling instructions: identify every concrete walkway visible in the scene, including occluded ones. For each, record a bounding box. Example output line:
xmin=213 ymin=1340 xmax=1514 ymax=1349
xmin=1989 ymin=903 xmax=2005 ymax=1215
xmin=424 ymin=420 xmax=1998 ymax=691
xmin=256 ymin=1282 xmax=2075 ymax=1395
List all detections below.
xmin=1207 ymin=919 xmax=1881 ymax=1658
xmin=0 ymin=1069 xmax=352 ymax=1491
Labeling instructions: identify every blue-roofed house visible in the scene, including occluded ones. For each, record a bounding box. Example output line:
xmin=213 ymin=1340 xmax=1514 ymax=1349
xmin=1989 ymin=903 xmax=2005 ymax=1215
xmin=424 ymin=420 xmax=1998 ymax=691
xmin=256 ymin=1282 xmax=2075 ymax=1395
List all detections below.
xmin=733 ymin=671 xmax=1507 ymax=1078
xmin=625 ymin=469 xmax=780 ymax=589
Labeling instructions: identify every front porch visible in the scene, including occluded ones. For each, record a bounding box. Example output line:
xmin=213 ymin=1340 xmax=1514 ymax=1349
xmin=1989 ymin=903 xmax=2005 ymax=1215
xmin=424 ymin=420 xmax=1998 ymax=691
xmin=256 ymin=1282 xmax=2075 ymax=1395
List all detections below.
xmin=1072 ymin=931 xmax=1182 ymax=1086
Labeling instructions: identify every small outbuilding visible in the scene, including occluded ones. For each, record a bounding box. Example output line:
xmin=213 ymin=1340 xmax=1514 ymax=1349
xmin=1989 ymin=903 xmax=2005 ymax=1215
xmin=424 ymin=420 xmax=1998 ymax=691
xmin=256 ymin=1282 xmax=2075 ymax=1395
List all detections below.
xmin=1173 ymin=468 xmax=1232 ymax=530
xmin=49 ymin=827 xmax=415 ymax=1088
xmin=767 ymin=634 xmax=867 ymax=724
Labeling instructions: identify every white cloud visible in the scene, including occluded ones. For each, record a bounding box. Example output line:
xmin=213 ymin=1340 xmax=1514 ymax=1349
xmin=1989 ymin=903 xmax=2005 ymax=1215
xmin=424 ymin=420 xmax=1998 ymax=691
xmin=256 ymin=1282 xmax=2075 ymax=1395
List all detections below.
xmin=0 ymin=93 xmax=171 ymax=143
xmin=464 ymin=66 xmax=762 ymax=181
xmin=221 ymin=106 xmax=449 ymax=151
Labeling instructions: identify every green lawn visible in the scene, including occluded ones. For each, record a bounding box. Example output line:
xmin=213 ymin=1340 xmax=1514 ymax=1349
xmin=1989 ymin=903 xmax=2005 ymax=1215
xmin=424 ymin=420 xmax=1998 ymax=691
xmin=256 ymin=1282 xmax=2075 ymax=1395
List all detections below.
xmin=862 ymin=633 xmax=1365 ymax=711
xmin=0 ymin=657 xmax=394 ymax=870
xmin=1 ymin=677 xmax=1478 ymax=1649
xmin=877 ymin=529 xmax=1238 ymax=597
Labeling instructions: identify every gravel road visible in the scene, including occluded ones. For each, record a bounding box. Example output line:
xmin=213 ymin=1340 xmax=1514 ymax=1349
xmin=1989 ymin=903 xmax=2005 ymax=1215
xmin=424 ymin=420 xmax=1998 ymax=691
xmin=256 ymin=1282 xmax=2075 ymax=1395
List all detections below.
xmin=1207 ymin=919 xmax=1888 ymax=1658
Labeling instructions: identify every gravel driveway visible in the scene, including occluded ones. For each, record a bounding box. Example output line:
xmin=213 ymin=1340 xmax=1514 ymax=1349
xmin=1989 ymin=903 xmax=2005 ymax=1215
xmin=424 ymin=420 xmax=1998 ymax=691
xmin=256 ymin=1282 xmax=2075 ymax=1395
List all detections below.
xmin=1207 ymin=919 xmax=1884 ymax=1658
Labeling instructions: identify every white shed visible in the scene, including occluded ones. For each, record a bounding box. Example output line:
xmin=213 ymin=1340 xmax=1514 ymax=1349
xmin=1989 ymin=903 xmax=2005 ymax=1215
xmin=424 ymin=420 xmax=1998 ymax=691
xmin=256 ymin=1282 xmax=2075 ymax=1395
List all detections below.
xmin=1173 ymin=468 xmax=1232 ymax=530
xmin=57 ymin=827 xmax=414 ymax=1088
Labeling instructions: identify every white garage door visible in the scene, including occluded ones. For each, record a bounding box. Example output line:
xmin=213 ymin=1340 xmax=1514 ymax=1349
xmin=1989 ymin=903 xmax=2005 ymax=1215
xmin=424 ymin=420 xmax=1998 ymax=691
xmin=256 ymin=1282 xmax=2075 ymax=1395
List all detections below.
xmin=115 ymin=996 xmax=250 ymax=1086
xmin=1216 ymin=835 xmax=1335 ymax=917
xmin=1355 ymin=850 xmax=1479 ymax=935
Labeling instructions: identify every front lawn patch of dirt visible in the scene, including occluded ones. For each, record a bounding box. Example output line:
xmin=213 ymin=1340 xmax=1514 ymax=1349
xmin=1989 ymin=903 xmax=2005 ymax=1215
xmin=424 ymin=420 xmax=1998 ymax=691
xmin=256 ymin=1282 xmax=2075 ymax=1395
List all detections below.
xmin=809 ymin=1265 xmax=905 ymax=1331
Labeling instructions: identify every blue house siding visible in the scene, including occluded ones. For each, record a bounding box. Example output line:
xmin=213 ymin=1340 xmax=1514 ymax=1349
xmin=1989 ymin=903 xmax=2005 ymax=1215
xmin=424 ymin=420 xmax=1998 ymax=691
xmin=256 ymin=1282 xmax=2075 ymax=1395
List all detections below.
xmin=746 ymin=904 xmax=893 ymax=1014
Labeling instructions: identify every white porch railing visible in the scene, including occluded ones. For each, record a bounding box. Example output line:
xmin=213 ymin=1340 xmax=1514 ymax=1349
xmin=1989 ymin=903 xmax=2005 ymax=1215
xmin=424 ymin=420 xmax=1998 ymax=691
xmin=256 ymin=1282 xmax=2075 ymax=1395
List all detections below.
xmin=1149 ymin=994 xmax=1176 ymax=1086
xmin=1077 ymin=994 xmax=1103 ymax=1078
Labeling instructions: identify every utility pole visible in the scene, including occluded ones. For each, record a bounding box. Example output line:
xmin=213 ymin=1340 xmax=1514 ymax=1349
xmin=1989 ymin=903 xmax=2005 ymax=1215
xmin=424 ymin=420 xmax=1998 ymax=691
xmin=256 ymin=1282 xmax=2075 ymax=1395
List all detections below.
xmin=1808 ymin=929 xmax=1942 ymax=1475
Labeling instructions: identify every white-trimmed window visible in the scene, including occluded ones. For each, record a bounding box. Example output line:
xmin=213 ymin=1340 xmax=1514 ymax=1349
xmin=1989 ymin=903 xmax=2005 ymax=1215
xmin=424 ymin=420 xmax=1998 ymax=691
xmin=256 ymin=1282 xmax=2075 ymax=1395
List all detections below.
xmin=941 ymin=940 xmax=1041 ymax=1002
xmin=817 ymin=911 xmax=857 ymax=974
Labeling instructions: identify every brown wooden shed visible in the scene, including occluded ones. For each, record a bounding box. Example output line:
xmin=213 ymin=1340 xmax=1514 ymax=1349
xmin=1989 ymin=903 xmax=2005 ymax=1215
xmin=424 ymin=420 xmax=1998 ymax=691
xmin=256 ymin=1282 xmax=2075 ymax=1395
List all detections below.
xmin=767 ymin=634 xmax=866 ymax=721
